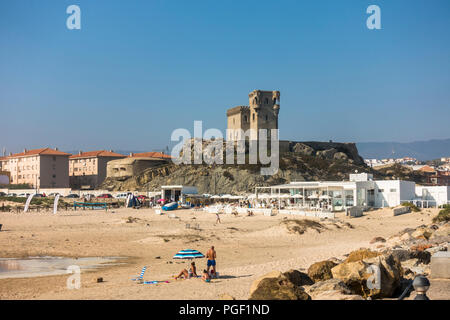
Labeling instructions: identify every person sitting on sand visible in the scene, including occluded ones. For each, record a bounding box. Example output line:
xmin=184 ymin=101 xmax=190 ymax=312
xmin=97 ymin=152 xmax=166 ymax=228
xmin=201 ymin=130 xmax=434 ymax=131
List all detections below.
xmin=175 ymin=262 xmax=197 ymax=280
xmin=202 ymin=269 xmax=211 ymax=283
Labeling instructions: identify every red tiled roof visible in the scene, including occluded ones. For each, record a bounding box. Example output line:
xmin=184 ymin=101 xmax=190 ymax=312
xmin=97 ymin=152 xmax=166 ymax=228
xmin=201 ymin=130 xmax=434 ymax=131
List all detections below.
xmin=129 ymin=152 xmax=172 ymax=159
xmin=419 ymin=165 xmax=436 ymax=173
xmin=69 ymin=150 xmax=126 ymax=159
xmin=6 ymin=148 xmax=71 ymax=158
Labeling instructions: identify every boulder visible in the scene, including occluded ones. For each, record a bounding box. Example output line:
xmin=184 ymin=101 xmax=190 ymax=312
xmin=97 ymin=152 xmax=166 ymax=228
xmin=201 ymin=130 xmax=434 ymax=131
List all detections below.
xmin=292 ymin=143 xmax=315 ymax=156
xmin=410 ymin=250 xmax=431 ymax=265
xmin=307 ymin=260 xmax=337 ymax=282
xmin=400 ymin=233 xmax=413 ymax=241
xmin=308 ymin=279 xmax=352 ymax=296
xmin=249 ymin=271 xmax=282 ymax=296
xmin=370 ymin=237 xmax=386 ymax=244
xmin=333 ymin=152 xmax=349 ymax=161
xmin=283 ymin=269 xmax=314 ymax=286
xmin=332 ymin=253 xmax=402 ymax=298
xmin=389 ymin=249 xmax=411 ymax=262
xmin=317 ymin=148 xmax=337 ymax=160
xmin=249 ymin=271 xmax=311 ymax=300
xmin=345 ymin=249 xmax=381 ymax=263
xmin=430 ymin=224 xmax=450 ymax=239
xmin=411 ymin=227 xmax=433 ymax=240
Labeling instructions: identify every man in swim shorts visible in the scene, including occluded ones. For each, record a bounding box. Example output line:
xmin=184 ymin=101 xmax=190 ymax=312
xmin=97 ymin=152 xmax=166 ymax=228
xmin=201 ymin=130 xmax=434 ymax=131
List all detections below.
xmin=206 ymin=246 xmax=217 ymax=275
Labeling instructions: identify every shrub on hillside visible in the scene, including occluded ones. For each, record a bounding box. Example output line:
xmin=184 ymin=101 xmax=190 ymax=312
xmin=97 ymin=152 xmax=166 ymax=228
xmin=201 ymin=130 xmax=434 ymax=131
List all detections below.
xmin=432 ymin=207 xmax=450 ymax=223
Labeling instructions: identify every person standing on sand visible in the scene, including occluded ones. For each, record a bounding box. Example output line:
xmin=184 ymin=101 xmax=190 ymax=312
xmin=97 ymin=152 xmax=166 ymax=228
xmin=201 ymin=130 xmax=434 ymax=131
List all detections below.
xmin=215 ymin=213 xmax=221 ymax=224
xmin=206 ymin=246 xmax=217 ymax=276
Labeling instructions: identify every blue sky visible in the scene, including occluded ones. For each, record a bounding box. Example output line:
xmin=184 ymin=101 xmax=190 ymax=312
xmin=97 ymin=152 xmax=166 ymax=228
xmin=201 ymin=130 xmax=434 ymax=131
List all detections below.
xmin=1 ymin=0 xmax=449 ymax=154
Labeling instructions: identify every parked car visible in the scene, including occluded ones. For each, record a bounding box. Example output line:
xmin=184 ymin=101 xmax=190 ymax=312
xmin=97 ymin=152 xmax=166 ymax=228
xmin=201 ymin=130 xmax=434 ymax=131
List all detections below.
xmin=17 ymin=193 xmax=30 ymax=198
xmin=97 ymin=193 xmax=113 ymax=199
xmin=48 ymin=193 xmax=60 ymax=197
xmin=6 ymin=193 xmax=17 ymax=197
xmin=115 ymin=193 xmax=129 ymax=199
xmin=65 ymin=194 xmax=79 ymax=198
xmin=0 ymin=192 xmax=6 ymax=197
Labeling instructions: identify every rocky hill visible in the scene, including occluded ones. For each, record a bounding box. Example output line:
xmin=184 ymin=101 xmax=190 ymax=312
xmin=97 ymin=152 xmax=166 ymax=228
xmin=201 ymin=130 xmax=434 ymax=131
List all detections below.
xmin=99 ymin=142 xmax=427 ymax=193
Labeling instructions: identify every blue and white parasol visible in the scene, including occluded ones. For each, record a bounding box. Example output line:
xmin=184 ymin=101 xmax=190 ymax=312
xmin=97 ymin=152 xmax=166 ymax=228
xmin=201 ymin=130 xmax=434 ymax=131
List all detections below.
xmin=173 ymin=249 xmax=205 ymax=260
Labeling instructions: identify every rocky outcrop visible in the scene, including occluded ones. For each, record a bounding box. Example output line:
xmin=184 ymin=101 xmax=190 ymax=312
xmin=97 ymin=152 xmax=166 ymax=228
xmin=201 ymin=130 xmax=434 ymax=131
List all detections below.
xmin=307 ymin=260 xmax=337 ymax=282
xmin=99 ymin=139 xmax=370 ymax=193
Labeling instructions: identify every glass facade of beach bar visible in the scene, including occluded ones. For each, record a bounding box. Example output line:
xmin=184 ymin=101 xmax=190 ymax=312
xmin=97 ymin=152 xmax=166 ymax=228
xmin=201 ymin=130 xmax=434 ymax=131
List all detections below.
xmin=254 ymin=180 xmax=376 ymax=212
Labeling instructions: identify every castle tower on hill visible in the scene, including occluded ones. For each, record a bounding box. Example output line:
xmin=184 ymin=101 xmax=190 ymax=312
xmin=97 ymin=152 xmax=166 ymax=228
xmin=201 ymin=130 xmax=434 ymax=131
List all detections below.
xmin=226 ymin=90 xmax=280 ymax=141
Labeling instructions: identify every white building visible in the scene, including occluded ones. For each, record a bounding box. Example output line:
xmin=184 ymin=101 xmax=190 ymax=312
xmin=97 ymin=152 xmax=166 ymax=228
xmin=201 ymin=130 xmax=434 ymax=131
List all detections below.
xmin=255 ymin=173 xmax=443 ymax=212
xmin=161 ymin=185 xmax=198 ymax=203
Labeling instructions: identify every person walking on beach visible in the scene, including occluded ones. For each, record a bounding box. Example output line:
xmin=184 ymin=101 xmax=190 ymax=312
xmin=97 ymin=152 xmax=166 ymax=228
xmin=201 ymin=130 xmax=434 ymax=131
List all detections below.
xmin=215 ymin=213 xmax=221 ymax=224
xmin=206 ymin=246 xmax=217 ymax=276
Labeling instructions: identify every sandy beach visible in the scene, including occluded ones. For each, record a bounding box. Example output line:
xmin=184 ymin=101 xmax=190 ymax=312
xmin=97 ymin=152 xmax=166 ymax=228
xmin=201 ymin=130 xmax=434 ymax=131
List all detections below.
xmin=0 ymin=206 xmax=447 ymax=300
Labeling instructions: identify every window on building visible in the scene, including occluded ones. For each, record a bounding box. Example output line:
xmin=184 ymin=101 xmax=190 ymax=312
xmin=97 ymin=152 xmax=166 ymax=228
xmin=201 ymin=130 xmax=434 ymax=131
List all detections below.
xmin=52 ymin=174 xmax=56 ymax=178
xmin=265 ymin=115 xmax=268 ymax=121
xmin=244 ymin=115 xmax=248 ymax=123
xmin=53 ymin=156 xmax=56 ymax=161
xmin=390 ymin=189 xmax=397 ymax=192
xmin=253 ymin=113 xmax=255 ymax=121
xmin=378 ymin=189 xmax=384 ymax=192
xmin=264 ymin=98 xmax=269 ymax=104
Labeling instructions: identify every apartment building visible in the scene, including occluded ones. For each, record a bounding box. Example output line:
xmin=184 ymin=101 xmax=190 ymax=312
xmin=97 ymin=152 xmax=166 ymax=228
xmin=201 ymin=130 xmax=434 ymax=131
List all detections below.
xmin=69 ymin=150 xmax=126 ymax=189
xmin=0 ymin=148 xmax=71 ymax=188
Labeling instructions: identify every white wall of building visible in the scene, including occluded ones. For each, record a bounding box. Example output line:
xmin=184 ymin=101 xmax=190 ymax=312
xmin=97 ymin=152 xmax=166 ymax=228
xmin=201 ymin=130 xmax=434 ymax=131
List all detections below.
xmin=373 ymin=180 xmax=415 ymax=207
xmin=415 ymin=186 xmax=450 ymax=206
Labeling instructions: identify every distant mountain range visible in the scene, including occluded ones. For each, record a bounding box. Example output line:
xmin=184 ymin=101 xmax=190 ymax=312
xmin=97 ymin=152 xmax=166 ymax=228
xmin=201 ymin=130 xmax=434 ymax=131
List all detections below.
xmin=356 ymin=139 xmax=450 ymax=161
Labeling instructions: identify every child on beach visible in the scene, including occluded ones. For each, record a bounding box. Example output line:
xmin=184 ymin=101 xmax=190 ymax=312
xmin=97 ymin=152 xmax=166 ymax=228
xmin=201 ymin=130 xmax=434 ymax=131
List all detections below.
xmin=202 ymin=269 xmax=211 ymax=283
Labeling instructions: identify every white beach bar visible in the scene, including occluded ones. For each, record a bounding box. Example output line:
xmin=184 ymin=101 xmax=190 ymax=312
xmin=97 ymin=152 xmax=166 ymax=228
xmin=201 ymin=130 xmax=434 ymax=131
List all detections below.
xmin=252 ymin=173 xmax=440 ymax=216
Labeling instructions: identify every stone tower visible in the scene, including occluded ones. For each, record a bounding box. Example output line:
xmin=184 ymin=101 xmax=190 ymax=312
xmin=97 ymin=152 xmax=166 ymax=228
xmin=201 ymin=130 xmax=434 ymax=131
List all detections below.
xmin=226 ymin=90 xmax=280 ymax=141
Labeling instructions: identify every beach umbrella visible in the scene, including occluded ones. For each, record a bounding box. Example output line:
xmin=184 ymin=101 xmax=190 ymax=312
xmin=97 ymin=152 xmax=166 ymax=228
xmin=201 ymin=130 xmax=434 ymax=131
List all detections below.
xmin=173 ymin=249 xmax=205 ymax=260
xmin=292 ymin=194 xmax=303 ymax=199
xmin=319 ymin=195 xmax=331 ymax=200
xmin=308 ymin=194 xmax=319 ymax=199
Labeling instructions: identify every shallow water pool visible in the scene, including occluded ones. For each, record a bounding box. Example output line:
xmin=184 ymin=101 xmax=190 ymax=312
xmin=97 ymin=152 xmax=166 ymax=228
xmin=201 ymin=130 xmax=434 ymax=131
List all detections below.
xmin=0 ymin=256 xmax=125 ymax=279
